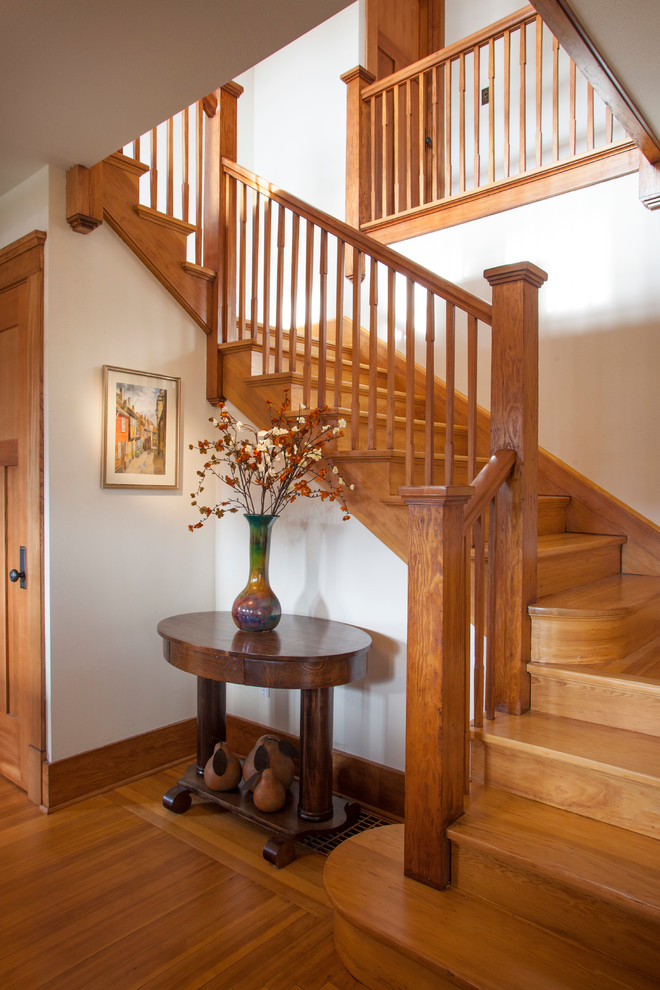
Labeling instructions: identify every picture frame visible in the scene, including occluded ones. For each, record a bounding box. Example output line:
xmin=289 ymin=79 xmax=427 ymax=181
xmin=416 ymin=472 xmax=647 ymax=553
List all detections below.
xmin=102 ymin=365 xmax=181 ymax=489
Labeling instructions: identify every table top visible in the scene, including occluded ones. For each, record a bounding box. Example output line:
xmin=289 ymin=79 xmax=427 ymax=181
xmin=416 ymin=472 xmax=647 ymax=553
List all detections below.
xmin=157 ymin=612 xmax=371 ymax=689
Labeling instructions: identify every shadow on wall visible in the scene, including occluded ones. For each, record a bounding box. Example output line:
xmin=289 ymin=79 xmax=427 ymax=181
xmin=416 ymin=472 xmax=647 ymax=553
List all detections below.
xmin=539 ymin=315 xmax=660 ymax=525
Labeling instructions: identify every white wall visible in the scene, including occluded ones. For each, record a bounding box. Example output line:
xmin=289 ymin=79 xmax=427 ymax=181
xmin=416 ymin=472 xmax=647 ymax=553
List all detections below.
xmin=0 ymin=167 xmax=216 ymax=762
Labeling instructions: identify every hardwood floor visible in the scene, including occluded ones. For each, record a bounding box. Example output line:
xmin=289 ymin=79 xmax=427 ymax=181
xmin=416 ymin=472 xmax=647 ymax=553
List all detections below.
xmin=0 ymin=766 xmax=365 ymax=990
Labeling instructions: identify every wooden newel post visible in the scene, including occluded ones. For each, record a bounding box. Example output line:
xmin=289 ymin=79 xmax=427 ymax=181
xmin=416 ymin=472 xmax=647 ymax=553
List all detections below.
xmin=203 ymin=82 xmax=243 ymax=403
xmin=341 ymin=66 xmax=374 ymax=280
xmin=484 ymin=262 xmax=548 ymax=715
xmin=400 ymin=485 xmax=474 ymax=890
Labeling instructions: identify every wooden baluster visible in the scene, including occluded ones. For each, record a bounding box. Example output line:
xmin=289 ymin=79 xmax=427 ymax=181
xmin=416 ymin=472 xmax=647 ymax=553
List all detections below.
xmin=552 ymin=36 xmax=559 ymax=162
xmin=275 ymin=203 xmax=285 ymax=373
xmin=399 ymin=485 xmax=473 ymax=891
xmin=424 ymin=292 xmax=435 ymax=486
xmin=341 ymin=66 xmax=375 ymax=229
xmin=167 ymin=116 xmax=174 ymax=216
xmin=405 ymin=279 xmax=415 ymax=486
xmin=445 ymin=59 xmax=452 ymax=197
xmin=488 ymin=38 xmax=495 ymax=184
xmin=150 ymin=126 xmax=158 ymax=209
xmin=182 ymin=107 xmax=190 ymax=225
xmin=467 ymin=314 xmax=478 ymax=482
xmin=569 ymin=59 xmax=577 ymax=157
xmin=238 ymin=183 xmax=247 ymax=339
xmin=334 ymin=239 xmax=345 ymax=408
xmin=431 ymin=65 xmax=440 ymax=202
xmin=382 ymin=91 xmax=390 ymax=218
xmin=303 ymin=221 xmax=314 ymax=408
xmin=587 ymin=82 xmax=595 ymax=151
xmin=504 ymin=30 xmax=511 ymax=180
xmin=445 ymin=303 xmax=455 ymax=486
xmin=289 ymin=212 xmax=300 ymax=372
xmin=473 ymin=511 xmax=486 ymax=728
xmin=394 ymin=84 xmax=401 ymax=214
xmin=351 ymin=247 xmax=361 ymax=450
xmin=536 ymin=16 xmax=543 ymax=167
xmin=459 ymin=54 xmax=466 ymax=193
xmin=318 ymin=229 xmax=328 ymax=408
xmin=606 ymin=105 xmax=613 ymax=145
xmin=370 ymin=95 xmax=378 ymax=220
xmin=485 ymin=493 xmax=497 ymax=720
xmin=262 ymin=200 xmax=272 ymax=374
xmin=406 ymin=79 xmax=413 ymax=211
xmin=520 ymin=22 xmax=527 ymax=173
xmin=484 ymin=262 xmax=547 ymax=714
xmin=251 ymin=191 xmax=260 ymax=341
xmin=368 ymin=257 xmax=378 ymax=449
xmin=418 ymin=71 xmax=425 ymax=207
xmin=386 ymin=269 xmax=395 ymax=449
xmin=196 ymin=101 xmax=203 ymax=266
xmin=474 ymin=45 xmax=481 ymax=188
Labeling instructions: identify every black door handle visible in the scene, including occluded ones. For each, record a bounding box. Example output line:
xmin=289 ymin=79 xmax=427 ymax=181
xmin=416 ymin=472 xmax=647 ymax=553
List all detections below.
xmin=9 ymin=547 xmax=27 ymax=589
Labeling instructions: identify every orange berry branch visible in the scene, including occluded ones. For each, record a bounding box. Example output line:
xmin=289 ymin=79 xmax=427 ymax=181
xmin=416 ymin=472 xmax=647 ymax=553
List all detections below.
xmin=188 ymin=391 xmax=353 ymax=530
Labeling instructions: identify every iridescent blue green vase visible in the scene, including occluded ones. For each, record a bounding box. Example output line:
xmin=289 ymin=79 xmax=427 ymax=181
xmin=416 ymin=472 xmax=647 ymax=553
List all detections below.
xmin=232 ymin=514 xmax=281 ymax=632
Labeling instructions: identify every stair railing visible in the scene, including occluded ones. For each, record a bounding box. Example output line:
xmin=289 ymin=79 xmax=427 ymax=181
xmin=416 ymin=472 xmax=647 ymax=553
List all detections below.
xmin=344 ymin=5 xmax=635 ymax=238
xmin=218 ymin=157 xmax=492 ymax=489
xmin=112 ymin=79 xmax=547 ymax=892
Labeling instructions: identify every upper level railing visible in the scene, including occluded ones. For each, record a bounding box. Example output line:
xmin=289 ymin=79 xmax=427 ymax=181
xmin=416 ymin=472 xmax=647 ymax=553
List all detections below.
xmin=344 ymin=5 xmax=636 ymax=238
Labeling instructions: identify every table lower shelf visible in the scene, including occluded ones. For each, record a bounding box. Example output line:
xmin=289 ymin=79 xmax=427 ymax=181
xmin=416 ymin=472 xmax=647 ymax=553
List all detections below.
xmin=162 ymin=764 xmax=360 ymax=867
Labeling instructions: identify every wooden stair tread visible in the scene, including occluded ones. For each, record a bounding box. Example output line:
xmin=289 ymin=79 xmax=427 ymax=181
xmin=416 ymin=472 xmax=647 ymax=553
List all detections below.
xmin=529 ymin=572 xmax=660 ymax=616
xmin=324 ymin=824 xmax=657 ymax=990
xmin=536 ymin=532 xmax=626 ymax=560
xmin=473 ymin=711 xmax=660 ymax=780
xmin=450 ymin=784 xmax=660 ymax=916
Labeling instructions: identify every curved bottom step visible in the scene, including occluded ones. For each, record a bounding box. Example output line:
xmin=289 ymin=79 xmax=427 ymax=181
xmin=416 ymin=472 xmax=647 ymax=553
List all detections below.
xmin=324 ymin=824 xmax=657 ymax=990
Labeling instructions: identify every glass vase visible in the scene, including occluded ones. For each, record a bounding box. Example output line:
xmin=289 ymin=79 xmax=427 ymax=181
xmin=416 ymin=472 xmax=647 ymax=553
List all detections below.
xmin=231 ymin=514 xmax=281 ymax=632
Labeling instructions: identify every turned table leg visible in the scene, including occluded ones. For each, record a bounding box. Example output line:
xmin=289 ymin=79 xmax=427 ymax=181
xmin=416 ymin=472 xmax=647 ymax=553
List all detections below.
xmin=298 ymin=687 xmax=334 ymax=821
xmin=196 ymin=677 xmax=226 ymax=773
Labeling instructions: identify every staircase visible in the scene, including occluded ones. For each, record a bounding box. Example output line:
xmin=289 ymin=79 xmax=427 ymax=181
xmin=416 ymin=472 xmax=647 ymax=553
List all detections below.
xmin=77 ymin=101 xmax=660 ymax=987
xmin=326 ymin=508 xmax=660 ymax=988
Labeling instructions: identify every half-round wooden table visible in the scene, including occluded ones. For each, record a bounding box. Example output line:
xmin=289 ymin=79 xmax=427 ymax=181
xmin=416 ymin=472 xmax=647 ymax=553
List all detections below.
xmin=158 ymin=611 xmax=371 ymax=866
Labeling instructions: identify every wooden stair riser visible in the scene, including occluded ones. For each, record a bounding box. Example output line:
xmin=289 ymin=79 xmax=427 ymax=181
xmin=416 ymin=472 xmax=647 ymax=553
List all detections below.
xmin=530 ymin=594 xmax=660 ymax=664
xmin=537 ymin=495 xmax=570 ymax=536
xmin=451 ymin=842 xmax=660 ymax=981
xmin=471 ymin=735 xmax=660 ymax=838
xmin=536 ymin=536 xmax=624 ymax=598
xmin=529 ymin=663 xmax=660 ymax=736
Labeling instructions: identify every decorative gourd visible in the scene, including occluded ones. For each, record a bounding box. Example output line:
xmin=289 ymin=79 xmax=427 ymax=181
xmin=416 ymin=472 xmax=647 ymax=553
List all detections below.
xmin=203 ymin=741 xmax=242 ymax=791
xmin=243 ymin=734 xmax=298 ymax=789
xmin=251 ymin=767 xmax=287 ymax=813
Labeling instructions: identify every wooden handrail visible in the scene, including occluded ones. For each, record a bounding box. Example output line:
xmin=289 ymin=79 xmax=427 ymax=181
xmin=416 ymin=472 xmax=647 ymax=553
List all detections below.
xmin=222 ymin=159 xmax=492 ymax=325
xmin=362 ymin=6 xmax=536 ymax=100
xmin=464 ymin=449 xmax=516 ymax=532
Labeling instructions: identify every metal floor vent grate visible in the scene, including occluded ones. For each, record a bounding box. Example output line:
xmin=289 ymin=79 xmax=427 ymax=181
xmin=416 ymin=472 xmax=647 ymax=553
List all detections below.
xmin=300 ymin=809 xmax=395 ymax=856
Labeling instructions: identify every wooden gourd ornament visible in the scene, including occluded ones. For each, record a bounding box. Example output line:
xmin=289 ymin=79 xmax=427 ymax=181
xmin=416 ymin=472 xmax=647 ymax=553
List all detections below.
xmin=247 ymin=744 xmax=288 ymax=812
xmin=203 ymin=741 xmax=242 ymax=791
xmin=242 ymin=734 xmax=298 ymax=789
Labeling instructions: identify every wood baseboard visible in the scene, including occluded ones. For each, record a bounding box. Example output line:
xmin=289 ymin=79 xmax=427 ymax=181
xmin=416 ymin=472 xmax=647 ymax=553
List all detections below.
xmin=43 ymin=718 xmax=198 ymax=811
xmin=41 ymin=714 xmax=405 ymax=819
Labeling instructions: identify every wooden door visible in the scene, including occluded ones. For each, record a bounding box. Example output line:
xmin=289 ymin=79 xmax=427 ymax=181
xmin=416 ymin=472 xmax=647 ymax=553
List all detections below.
xmin=366 ymin=0 xmax=444 ymax=79
xmin=0 ymin=232 xmax=45 ymax=802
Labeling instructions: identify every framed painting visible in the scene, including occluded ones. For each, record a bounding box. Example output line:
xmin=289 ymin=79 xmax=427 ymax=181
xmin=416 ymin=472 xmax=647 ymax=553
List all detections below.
xmin=102 ymin=365 xmax=181 ymax=489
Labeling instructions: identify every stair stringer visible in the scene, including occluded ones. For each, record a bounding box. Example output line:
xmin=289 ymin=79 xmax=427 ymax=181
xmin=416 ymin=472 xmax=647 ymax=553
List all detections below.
xmin=101 ymin=153 xmax=215 ymax=333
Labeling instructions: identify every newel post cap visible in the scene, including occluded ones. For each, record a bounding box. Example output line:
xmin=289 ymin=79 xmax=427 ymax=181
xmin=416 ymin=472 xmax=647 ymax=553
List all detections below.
xmin=484 ymin=262 xmax=548 ymax=289
xmin=340 ymin=65 xmax=376 ymax=86
xmin=399 ymin=485 xmax=474 ymax=507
